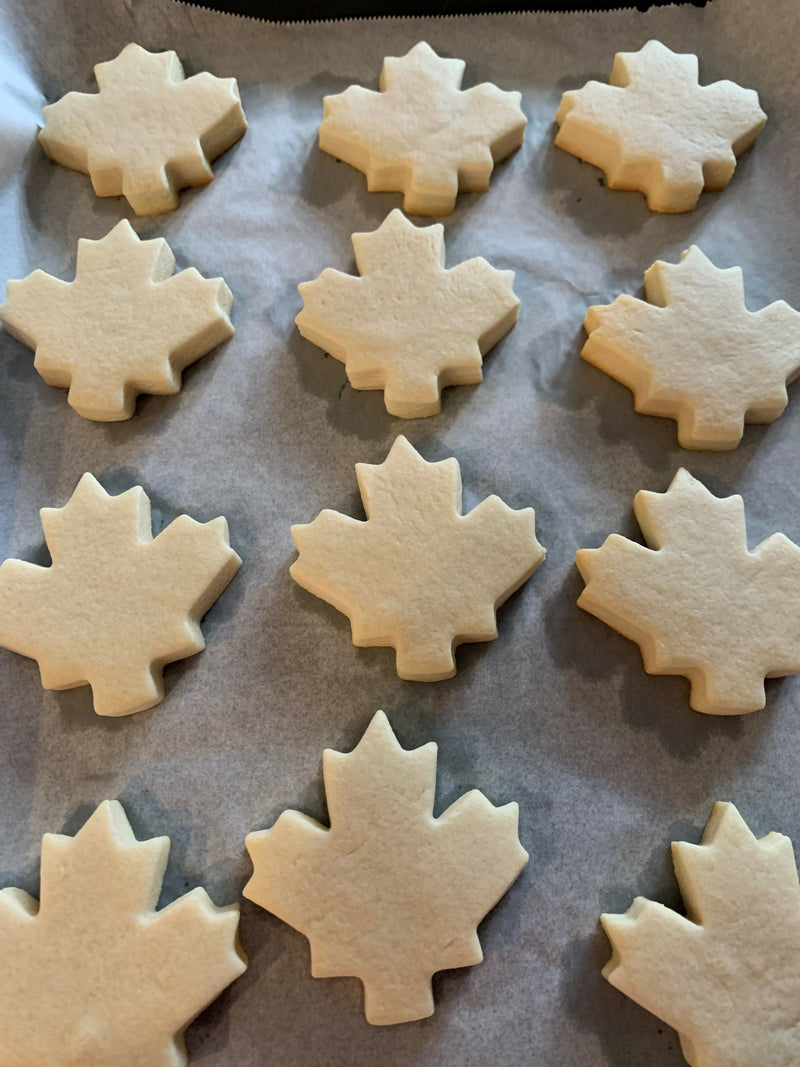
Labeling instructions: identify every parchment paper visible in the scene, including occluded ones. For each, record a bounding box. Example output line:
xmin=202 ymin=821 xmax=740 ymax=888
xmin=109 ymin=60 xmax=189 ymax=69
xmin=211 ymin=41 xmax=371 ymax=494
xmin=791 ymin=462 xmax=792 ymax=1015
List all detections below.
xmin=1 ymin=1 xmax=799 ymax=1064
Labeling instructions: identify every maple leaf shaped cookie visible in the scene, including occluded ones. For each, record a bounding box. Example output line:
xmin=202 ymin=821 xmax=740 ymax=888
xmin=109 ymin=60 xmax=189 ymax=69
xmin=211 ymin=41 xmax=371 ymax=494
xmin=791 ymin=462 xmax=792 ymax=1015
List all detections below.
xmin=244 ymin=710 xmax=527 ymax=1025
xmin=602 ymin=802 xmax=800 ymax=1067
xmin=575 ymin=470 xmax=800 ymax=714
xmin=39 ymin=42 xmax=247 ymax=215
xmin=290 ymin=435 xmax=545 ymax=681
xmin=0 ymin=220 xmax=234 ymax=421
xmin=296 ymin=209 xmax=519 ymax=417
xmin=0 ymin=800 xmax=246 ymax=1067
xmin=555 ymin=40 xmax=766 ymax=212
xmin=320 ymin=41 xmax=527 ymax=215
xmin=582 ymin=246 xmax=800 ymax=450
xmin=0 ymin=473 xmax=241 ymax=716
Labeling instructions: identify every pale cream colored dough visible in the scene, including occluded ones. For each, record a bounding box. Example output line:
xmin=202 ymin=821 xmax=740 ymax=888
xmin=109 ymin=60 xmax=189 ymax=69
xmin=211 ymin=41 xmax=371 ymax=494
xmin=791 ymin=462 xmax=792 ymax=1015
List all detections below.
xmin=290 ymin=435 xmax=545 ymax=681
xmin=575 ymin=469 xmax=800 ymax=714
xmin=582 ymin=246 xmax=800 ymax=449
xmin=0 ymin=800 xmax=246 ymax=1067
xmin=39 ymin=42 xmax=247 ymax=215
xmin=603 ymin=802 xmax=800 ymax=1067
xmin=296 ymin=209 xmax=519 ymax=417
xmin=244 ymin=710 xmax=528 ymax=1025
xmin=0 ymin=473 xmax=241 ymax=716
xmin=0 ymin=220 xmax=234 ymax=421
xmin=555 ymin=39 xmax=766 ymax=212
xmin=319 ymin=41 xmax=527 ymax=216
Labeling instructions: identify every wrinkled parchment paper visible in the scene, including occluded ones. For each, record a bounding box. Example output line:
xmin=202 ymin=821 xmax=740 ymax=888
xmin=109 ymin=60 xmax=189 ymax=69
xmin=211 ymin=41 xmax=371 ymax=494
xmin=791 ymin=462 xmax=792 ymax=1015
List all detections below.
xmin=1 ymin=0 xmax=799 ymax=1063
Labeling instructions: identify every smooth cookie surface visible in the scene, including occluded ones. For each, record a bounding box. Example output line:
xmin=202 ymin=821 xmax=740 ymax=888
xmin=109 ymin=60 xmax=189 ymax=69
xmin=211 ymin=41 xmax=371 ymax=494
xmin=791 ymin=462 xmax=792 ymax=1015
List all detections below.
xmin=290 ymin=435 xmax=545 ymax=681
xmin=0 ymin=220 xmax=233 ymax=421
xmin=603 ymin=803 xmax=800 ymax=1067
xmin=0 ymin=473 xmax=241 ymax=715
xmin=320 ymin=41 xmax=526 ymax=215
xmin=576 ymin=469 xmax=800 ymax=714
xmin=244 ymin=711 xmax=528 ymax=1025
xmin=39 ymin=42 xmax=247 ymax=215
xmin=583 ymin=246 xmax=800 ymax=449
xmin=296 ymin=209 xmax=519 ymax=417
xmin=556 ymin=39 xmax=765 ymax=212
xmin=0 ymin=800 xmax=246 ymax=1067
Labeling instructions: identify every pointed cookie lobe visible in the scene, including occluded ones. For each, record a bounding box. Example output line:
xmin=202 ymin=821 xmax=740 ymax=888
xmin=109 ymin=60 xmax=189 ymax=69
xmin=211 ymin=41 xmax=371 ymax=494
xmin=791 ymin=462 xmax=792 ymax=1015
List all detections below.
xmin=602 ymin=803 xmax=800 ymax=1067
xmin=556 ymin=40 xmax=765 ymax=212
xmin=290 ymin=435 xmax=545 ymax=680
xmin=0 ymin=473 xmax=241 ymax=715
xmin=0 ymin=220 xmax=234 ymax=421
xmin=39 ymin=42 xmax=247 ymax=214
xmin=583 ymin=247 xmax=800 ymax=449
xmin=0 ymin=800 xmax=246 ymax=1067
xmin=244 ymin=711 xmax=528 ymax=1025
xmin=296 ymin=209 xmax=519 ymax=417
xmin=576 ymin=469 xmax=800 ymax=713
xmin=320 ymin=41 xmax=526 ymax=215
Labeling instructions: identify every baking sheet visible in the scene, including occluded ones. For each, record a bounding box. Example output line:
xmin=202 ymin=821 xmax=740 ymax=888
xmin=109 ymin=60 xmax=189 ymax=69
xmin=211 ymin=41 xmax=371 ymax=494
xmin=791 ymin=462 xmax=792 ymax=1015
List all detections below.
xmin=1 ymin=0 xmax=799 ymax=1063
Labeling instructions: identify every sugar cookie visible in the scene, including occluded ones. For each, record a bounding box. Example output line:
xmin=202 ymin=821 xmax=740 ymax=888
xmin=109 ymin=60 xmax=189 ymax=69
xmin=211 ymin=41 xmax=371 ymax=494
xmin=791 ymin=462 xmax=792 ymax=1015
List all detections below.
xmin=320 ymin=41 xmax=526 ymax=215
xmin=576 ymin=469 xmax=800 ymax=713
xmin=296 ymin=209 xmax=519 ymax=417
xmin=244 ymin=710 xmax=527 ymax=1024
xmin=0 ymin=220 xmax=234 ymax=421
xmin=555 ymin=40 xmax=766 ymax=212
xmin=0 ymin=473 xmax=241 ymax=715
xmin=603 ymin=802 xmax=800 ymax=1067
xmin=290 ymin=435 xmax=545 ymax=680
xmin=39 ymin=42 xmax=247 ymax=215
xmin=0 ymin=800 xmax=246 ymax=1067
xmin=582 ymin=246 xmax=800 ymax=449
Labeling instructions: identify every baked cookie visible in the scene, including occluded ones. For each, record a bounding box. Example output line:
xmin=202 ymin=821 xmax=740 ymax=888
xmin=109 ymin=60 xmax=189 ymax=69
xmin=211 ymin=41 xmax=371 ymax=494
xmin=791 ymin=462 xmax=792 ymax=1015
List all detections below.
xmin=244 ymin=710 xmax=528 ymax=1024
xmin=555 ymin=40 xmax=766 ymax=212
xmin=320 ymin=41 xmax=526 ymax=215
xmin=582 ymin=246 xmax=800 ymax=449
xmin=296 ymin=209 xmax=519 ymax=417
xmin=0 ymin=220 xmax=234 ymax=421
xmin=0 ymin=473 xmax=241 ymax=715
xmin=39 ymin=42 xmax=247 ymax=215
xmin=576 ymin=469 xmax=800 ymax=713
xmin=0 ymin=800 xmax=246 ymax=1067
xmin=603 ymin=802 xmax=800 ymax=1067
xmin=290 ymin=435 xmax=545 ymax=680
